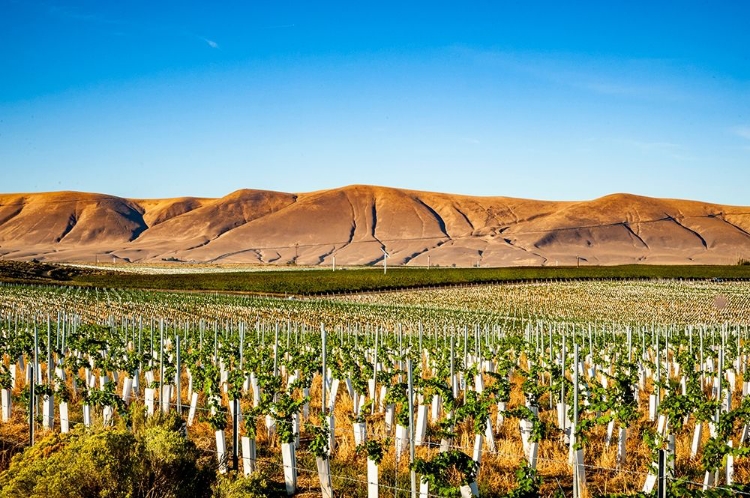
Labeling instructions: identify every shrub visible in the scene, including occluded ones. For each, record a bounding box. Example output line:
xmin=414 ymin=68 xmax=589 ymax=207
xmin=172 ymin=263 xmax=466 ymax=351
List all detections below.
xmin=0 ymin=429 xmax=137 ymax=497
xmin=0 ymin=413 xmax=213 ymax=498
xmin=212 ymin=471 xmax=278 ymax=498
xmin=135 ymin=421 xmax=214 ymax=497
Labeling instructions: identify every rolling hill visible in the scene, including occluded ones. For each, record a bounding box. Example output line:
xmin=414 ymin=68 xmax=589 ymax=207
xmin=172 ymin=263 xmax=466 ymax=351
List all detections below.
xmin=0 ymin=185 xmax=748 ymax=266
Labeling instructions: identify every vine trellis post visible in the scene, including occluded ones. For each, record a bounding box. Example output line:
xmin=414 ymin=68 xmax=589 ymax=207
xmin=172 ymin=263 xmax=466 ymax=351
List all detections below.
xmin=407 ymin=358 xmax=416 ymax=498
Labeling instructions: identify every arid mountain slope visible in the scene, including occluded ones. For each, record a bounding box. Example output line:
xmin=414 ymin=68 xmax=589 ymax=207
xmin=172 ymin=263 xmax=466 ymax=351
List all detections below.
xmin=0 ymin=186 xmax=748 ymax=266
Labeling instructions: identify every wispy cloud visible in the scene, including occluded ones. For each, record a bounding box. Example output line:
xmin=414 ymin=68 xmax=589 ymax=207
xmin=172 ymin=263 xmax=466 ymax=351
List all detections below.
xmin=610 ymin=138 xmax=699 ymax=161
xmin=46 ymin=3 xmax=221 ymax=50
xmin=732 ymin=126 xmax=750 ymax=140
xmin=619 ymin=139 xmax=681 ymax=152
xmin=583 ymin=81 xmax=661 ymax=98
xmin=203 ymin=38 xmax=219 ymax=49
xmin=459 ymin=47 xmax=690 ymax=102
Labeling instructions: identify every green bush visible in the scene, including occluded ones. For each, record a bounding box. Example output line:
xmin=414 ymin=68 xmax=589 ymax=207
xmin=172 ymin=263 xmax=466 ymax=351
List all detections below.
xmin=0 ymin=429 xmax=137 ymax=497
xmin=0 ymin=413 xmax=213 ymax=498
xmin=212 ymin=471 xmax=278 ymax=498
xmin=135 ymin=421 xmax=213 ymax=497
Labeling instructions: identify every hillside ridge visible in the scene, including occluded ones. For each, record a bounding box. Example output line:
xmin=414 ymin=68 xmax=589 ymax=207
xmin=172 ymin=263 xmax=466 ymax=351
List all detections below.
xmin=0 ymin=185 xmax=748 ymax=266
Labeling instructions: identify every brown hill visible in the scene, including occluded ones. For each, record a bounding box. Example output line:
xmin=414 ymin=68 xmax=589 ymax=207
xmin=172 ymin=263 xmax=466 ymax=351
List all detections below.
xmin=0 ymin=186 xmax=748 ymax=266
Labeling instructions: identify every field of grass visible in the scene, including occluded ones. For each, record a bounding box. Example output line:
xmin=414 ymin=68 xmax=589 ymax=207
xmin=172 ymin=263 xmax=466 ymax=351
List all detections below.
xmin=3 ymin=260 xmax=750 ymax=295
xmin=72 ymin=265 xmax=750 ymax=295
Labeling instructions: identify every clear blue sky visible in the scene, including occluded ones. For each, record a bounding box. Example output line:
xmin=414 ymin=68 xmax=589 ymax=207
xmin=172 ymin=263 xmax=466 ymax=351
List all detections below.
xmin=1 ymin=1 xmax=749 ymax=205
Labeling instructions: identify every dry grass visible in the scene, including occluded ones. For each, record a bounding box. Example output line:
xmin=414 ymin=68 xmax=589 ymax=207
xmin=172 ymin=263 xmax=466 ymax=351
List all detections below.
xmin=0 ymin=357 xmax=748 ymax=497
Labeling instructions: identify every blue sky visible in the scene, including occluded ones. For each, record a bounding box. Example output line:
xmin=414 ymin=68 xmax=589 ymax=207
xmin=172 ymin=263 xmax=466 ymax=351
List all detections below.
xmin=1 ymin=1 xmax=749 ymax=205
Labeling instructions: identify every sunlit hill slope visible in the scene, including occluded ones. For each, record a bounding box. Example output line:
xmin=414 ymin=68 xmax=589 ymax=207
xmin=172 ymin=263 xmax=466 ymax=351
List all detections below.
xmin=0 ymin=186 xmax=748 ymax=266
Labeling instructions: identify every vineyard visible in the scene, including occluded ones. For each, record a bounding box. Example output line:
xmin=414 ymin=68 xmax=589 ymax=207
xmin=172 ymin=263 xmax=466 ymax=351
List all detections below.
xmin=0 ymin=280 xmax=748 ymax=497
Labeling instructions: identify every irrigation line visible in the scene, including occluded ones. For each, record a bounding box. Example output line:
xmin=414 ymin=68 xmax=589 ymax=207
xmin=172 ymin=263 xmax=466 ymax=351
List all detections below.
xmin=663 ymin=475 xmax=750 ymax=496
xmin=155 ymin=442 xmax=428 ymax=497
xmin=257 ymin=457 xmax=448 ymax=498
xmin=415 ymin=436 xmax=660 ymax=482
xmin=173 ymin=439 xmax=742 ymax=498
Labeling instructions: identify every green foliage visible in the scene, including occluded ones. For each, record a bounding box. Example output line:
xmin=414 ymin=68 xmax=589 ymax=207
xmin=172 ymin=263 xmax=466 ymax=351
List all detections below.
xmin=34 ymin=383 xmax=54 ymax=399
xmin=572 ymin=417 xmax=601 ymax=451
xmin=82 ymin=380 xmax=129 ymax=425
xmin=201 ymin=362 xmax=222 ymax=398
xmin=547 ymin=362 xmax=570 ymax=405
xmin=356 ymin=438 xmax=387 ymax=465
xmin=384 ymin=382 xmax=412 ymax=427
xmin=506 ymin=460 xmax=542 ymax=498
xmin=70 ymin=265 xmax=750 ymax=296
xmin=504 ymin=406 xmax=543 ymax=443
xmin=198 ymin=360 xmax=229 ymax=431
xmin=122 ymin=348 xmax=148 ymax=377
xmin=136 ymin=418 xmax=213 ymax=497
xmin=456 ymin=390 xmax=492 ymax=435
xmin=484 ymin=370 xmax=511 ymax=403
xmin=605 ymin=359 xmax=639 ymax=428
xmin=0 ymin=367 xmax=12 ymax=391
xmin=411 ymin=450 xmax=478 ymax=497
xmin=271 ymin=392 xmax=307 ymax=444
xmin=226 ymin=368 xmax=245 ymax=402
xmin=701 ymin=397 xmax=750 ymax=472
xmin=54 ymin=374 xmax=71 ymax=403
xmin=305 ymin=413 xmax=330 ymax=459
xmin=0 ymin=414 xmax=212 ymax=498
xmin=243 ymin=405 xmax=262 ymax=440
xmin=205 ymin=398 xmax=228 ymax=432
xmin=520 ymin=361 xmax=547 ymax=408
xmin=421 ymin=377 xmax=455 ymax=411
xmin=431 ymin=417 xmax=458 ymax=441
xmin=0 ymin=428 xmax=137 ymax=498
xmin=288 ymin=348 xmax=318 ymax=389
xmin=658 ymin=391 xmax=694 ymax=432
xmin=212 ymin=470 xmax=277 ymax=498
